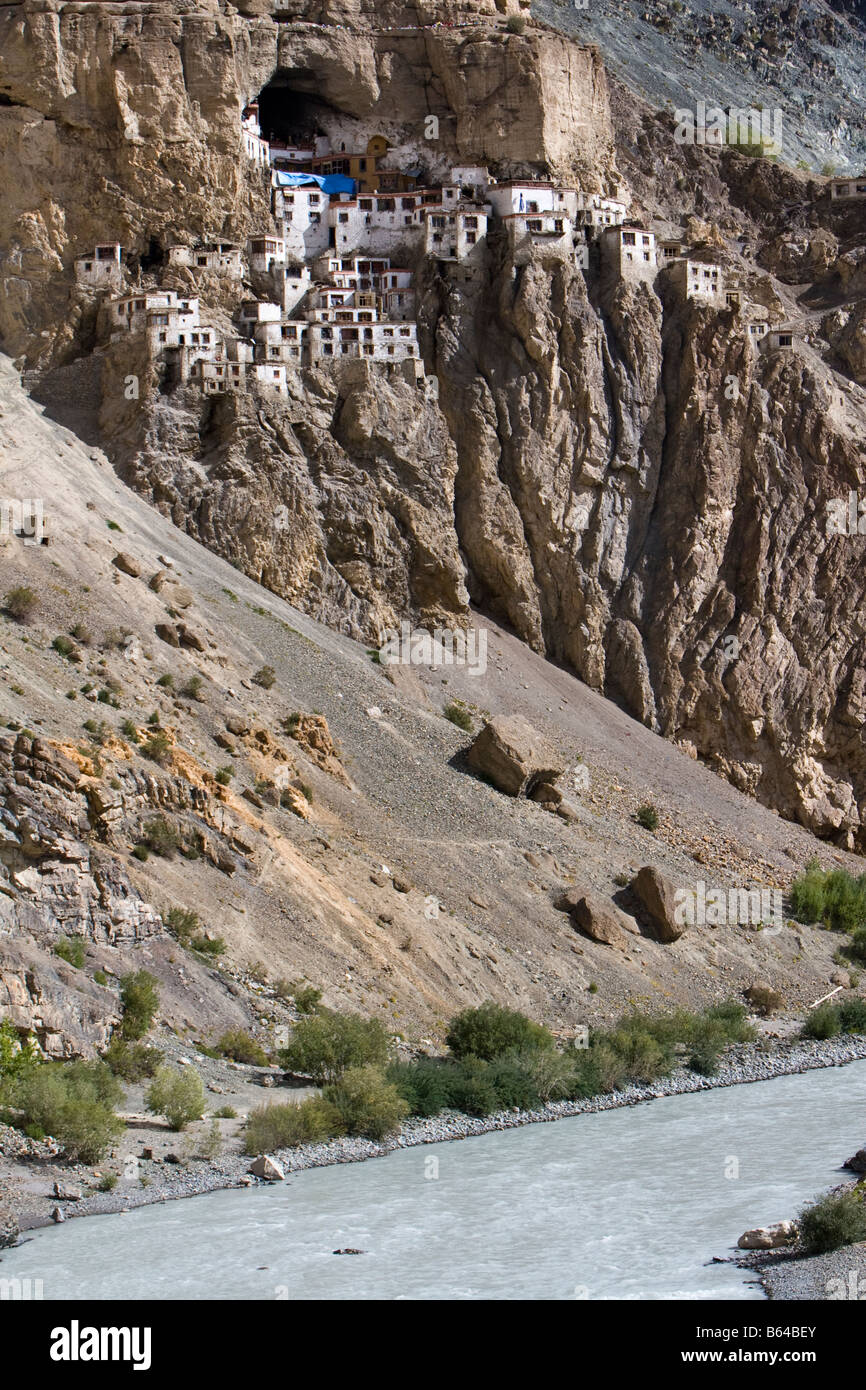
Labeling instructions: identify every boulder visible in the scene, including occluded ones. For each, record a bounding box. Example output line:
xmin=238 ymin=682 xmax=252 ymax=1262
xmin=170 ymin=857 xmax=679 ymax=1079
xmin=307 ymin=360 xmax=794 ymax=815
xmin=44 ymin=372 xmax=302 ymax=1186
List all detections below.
xmin=737 ymin=1221 xmax=797 ymax=1250
xmin=466 ymin=715 xmax=563 ymax=797
xmin=112 ymin=552 xmax=141 ymax=578
xmin=572 ymin=893 xmax=629 ymax=949
xmin=155 ymin=622 xmax=180 ymax=648
xmin=52 ymin=1181 xmax=82 ymax=1201
xmin=249 ymin=1154 xmax=285 ymax=1182
xmin=844 ymin=1148 xmax=866 ymax=1174
xmin=633 ymin=865 xmax=684 ymax=942
xmin=0 ymin=1204 xmax=19 ymax=1249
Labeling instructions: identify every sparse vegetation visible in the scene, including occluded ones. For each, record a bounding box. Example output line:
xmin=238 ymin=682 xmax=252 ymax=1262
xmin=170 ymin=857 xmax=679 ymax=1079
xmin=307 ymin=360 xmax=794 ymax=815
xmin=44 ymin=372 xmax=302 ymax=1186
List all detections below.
xmin=244 ymin=1096 xmax=342 ymax=1154
xmin=790 ymin=861 xmax=866 ymax=935
xmin=636 ymin=803 xmax=659 ymax=831
xmin=140 ymin=817 xmax=182 ymax=858
xmin=119 ymin=969 xmax=160 ymax=1041
xmin=253 ymin=664 xmax=277 ymax=689
xmin=324 ymin=1065 xmax=409 ymax=1141
xmin=146 ymin=1065 xmax=205 ymax=1131
xmin=443 ymin=701 xmax=472 ymax=731
xmin=163 ymin=907 xmax=225 ymax=957
xmin=798 ymin=1187 xmax=866 ymax=1254
xmin=102 ymin=1039 xmax=160 ymax=1081
xmin=802 ymin=999 xmax=866 ymax=1040
xmin=505 ymin=14 xmax=526 ymax=32
xmin=53 ymin=936 xmax=86 ymax=969
xmin=16 ymin=1060 xmax=124 ymax=1162
xmin=214 ymin=1030 xmax=269 ymax=1066
xmin=214 ymin=766 xmax=233 ymax=785
xmin=278 ymin=1009 xmax=390 ymax=1083
xmin=4 ymin=586 xmax=38 ymax=622
xmin=180 ymin=675 xmax=204 ymax=701
xmin=446 ymin=1002 xmax=554 ymax=1061
xmin=141 ymin=728 xmax=172 ymax=766
xmin=52 ymin=635 xmax=77 ymax=660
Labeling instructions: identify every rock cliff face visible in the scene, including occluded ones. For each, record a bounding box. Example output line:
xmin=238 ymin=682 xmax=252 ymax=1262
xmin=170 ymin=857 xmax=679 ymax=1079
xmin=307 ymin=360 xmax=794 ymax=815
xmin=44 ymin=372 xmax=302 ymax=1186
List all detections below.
xmin=1 ymin=0 xmax=865 ymax=852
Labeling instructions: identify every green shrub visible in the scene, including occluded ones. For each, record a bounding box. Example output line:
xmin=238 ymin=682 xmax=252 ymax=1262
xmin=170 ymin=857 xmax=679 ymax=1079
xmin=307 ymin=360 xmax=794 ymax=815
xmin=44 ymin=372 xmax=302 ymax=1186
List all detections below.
xmin=278 ymin=979 xmax=322 ymax=1014
xmin=146 ymin=1065 xmax=205 ymax=1131
xmin=215 ymin=766 xmax=232 ymax=785
xmin=98 ymin=1173 xmax=118 ymax=1192
xmin=131 ymin=845 xmax=149 ymax=862
xmin=215 ymin=1030 xmax=269 ymax=1066
xmin=53 ymin=936 xmax=86 ymax=969
xmin=686 ymin=1018 xmax=729 ymax=1077
xmin=443 ymin=701 xmax=472 ymax=731
xmin=142 ymin=730 xmax=173 ymax=766
xmin=52 ymin=635 xmax=77 ymax=659
xmin=212 ymin=1105 xmax=237 ymax=1119
xmin=141 ymin=817 xmax=181 ymax=858
xmin=181 ymin=675 xmax=204 ymax=701
xmin=705 ymin=1000 xmax=754 ymax=1041
xmin=278 ymin=1009 xmax=390 ymax=1083
xmin=789 ymin=861 xmax=827 ymax=924
xmin=838 ymin=998 xmax=866 ymax=1033
xmin=0 ymin=1020 xmax=39 ymax=1107
xmin=253 ymin=665 xmax=277 ymax=690
xmin=19 ymin=1061 xmax=124 ymax=1162
xmin=516 ymin=1046 xmax=582 ymax=1102
xmin=443 ymin=1057 xmax=500 ymax=1116
xmin=847 ymin=929 xmax=866 ymax=964
xmin=505 ymin=14 xmax=526 ymax=32
xmin=93 ymin=969 xmax=108 ymax=987
xmin=102 ymin=1039 xmax=160 ymax=1081
xmin=636 ymin=803 xmax=659 ymax=831
xmin=244 ymin=1096 xmax=342 ymax=1154
xmin=486 ymin=1055 xmax=542 ymax=1110
xmin=801 ymin=1003 xmax=841 ymax=1040
xmin=119 ymin=969 xmax=159 ymax=1041
xmin=445 ymin=1002 xmax=554 ymax=1061
xmin=4 ymin=586 xmax=37 ymax=622
xmin=121 ymin=718 xmax=140 ymax=744
xmin=386 ymin=1058 xmax=452 ymax=1117
xmin=156 ymin=673 xmax=174 ymax=688
xmin=798 ymin=1188 xmax=866 ymax=1254
xmin=324 ymin=1065 xmax=409 ymax=1140
xmin=608 ymin=1025 xmax=675 ymax=1082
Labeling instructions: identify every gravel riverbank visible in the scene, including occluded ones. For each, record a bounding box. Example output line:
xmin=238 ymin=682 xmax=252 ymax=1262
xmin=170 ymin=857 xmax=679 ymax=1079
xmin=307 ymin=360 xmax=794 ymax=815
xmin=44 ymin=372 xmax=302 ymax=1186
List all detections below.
xmin=6 ymin=1033 xmax=866 ymax=1253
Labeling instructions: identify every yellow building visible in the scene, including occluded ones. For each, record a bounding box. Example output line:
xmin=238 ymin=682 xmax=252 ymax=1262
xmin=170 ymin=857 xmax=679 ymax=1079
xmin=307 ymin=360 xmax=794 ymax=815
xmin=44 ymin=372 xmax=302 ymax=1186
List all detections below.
xmin=311 ymin=136 xmax=416 ymax=196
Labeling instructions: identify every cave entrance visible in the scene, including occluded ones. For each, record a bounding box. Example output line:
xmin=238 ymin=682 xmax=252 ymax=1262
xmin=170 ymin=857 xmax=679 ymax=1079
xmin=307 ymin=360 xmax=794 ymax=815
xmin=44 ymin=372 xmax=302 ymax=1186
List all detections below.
xmin=256 ymin=69 xmax=334 ymax=146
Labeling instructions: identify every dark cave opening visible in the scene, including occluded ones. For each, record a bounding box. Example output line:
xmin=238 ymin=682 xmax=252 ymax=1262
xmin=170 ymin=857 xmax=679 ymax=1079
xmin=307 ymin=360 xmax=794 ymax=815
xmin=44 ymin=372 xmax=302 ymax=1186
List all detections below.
xmin=255 ymin=69 xmax=333 ymax=145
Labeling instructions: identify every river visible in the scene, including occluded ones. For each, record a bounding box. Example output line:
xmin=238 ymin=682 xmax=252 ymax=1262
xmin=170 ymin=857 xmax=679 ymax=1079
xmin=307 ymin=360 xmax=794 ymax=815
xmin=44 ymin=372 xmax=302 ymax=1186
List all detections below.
xmin=2 ymin=1062 xmax=864 ymax=1300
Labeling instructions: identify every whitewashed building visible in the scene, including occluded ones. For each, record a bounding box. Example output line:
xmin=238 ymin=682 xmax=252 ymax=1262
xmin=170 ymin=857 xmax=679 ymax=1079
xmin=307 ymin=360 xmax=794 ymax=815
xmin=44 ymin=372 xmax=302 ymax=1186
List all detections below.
xmin=308 ymin=319 xmax=420 ymax=364
xmin=600 ymin=225 xmax=658 ymax=277
xmin=109 ymin=290 xmax=199 ymax=335
xmin=576 ymin=194 xmax=627 ymax=236
xmin=670 ymin=257 xmax=725 ymax=303
xmin=502 ymin=211 xmax=574 ymax=261
xmin=422 ymin=207 xmax=488 ymax=261
xmin=167 ymin=243 xmax=243 ymax=277
xmin=487 ymin=181 xmax=579 ymax=222
xmin=242 ymin=103 xmax=269 ymax=167
xmin=829 ymin=175 xmax=866 ymax=201
xmin=75 ymin=243 xmax=123 ymax=291
xmin=274 ymin=184 xmax=331 ymax=259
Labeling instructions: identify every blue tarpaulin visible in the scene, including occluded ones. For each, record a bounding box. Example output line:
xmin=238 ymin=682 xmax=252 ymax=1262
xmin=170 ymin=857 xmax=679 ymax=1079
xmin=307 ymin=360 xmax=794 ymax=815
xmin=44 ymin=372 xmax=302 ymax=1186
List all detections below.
xmin=274 ymin=171 xmax=356 ymax=196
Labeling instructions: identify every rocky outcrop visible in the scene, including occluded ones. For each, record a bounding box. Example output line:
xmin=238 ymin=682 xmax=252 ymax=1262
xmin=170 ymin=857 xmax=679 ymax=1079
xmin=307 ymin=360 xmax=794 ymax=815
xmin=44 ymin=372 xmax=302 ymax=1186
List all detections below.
xmin=737 ymin=1221 xmax=798 ymax=1250
xmin=844 ymin=1148 xmax=866 ymax=1174
xmin=2 ymin=0 xmax=866 ymax=854
xmin=571 ymin=893 xmax=629 ymax=949
xmin=467 ymin=715 xmax=563 ymax=796
xmin=632 ymin=865 xmax=684 ymax=943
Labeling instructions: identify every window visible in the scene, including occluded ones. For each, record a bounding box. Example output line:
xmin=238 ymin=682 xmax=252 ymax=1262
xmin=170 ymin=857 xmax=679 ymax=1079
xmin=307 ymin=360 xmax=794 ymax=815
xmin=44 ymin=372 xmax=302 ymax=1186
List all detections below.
xmin=643 ymin=252 xmax=650 ymax=261
xmin=623 ymin=232 xmax=635 ymax=246
xmin=159 ymin=332 xmax=167 ymax=343
xmin=778 ymin=334 xmax=793 ymax=347
xmin=309 ymin=195 xmax=319 ymax=205
xmin=339 ymin=213 xmax=349 ymax=223
xmin=323 ymin=344 xmax=333 ymax=355
xmin=466 ymin=233 xmax=476 ymax=245
xmin=84 ymin=262 xmax=93 ymax=272
xmin=360 ymin=199 xmax=373 ymax=210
